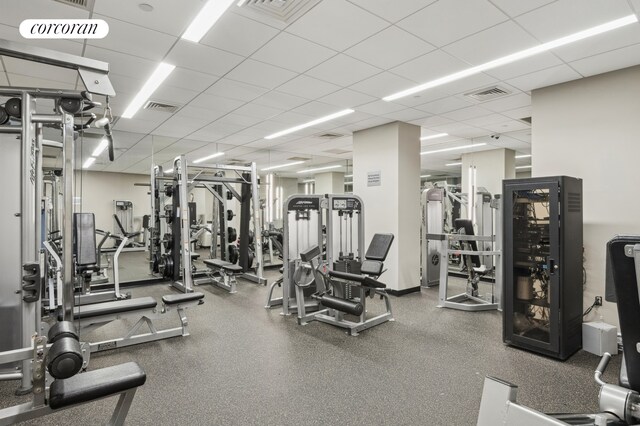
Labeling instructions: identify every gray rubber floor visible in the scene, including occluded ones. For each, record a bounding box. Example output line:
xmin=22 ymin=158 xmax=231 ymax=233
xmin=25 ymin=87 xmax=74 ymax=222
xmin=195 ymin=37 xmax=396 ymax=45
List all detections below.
xmin=0 ymin=270 xmax=620 ymax=425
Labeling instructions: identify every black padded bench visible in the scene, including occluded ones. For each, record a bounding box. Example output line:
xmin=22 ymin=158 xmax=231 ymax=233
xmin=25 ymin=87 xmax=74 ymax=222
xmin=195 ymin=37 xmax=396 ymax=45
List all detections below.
xmin=62 ymin=296 xmax=157 ymax=321
xmin=162 ymin=292 xmax=205 ymax=306
xmin=202 ymin=259 xmax=244 ymax=293
xmin=328 ymin=270 xmax=386 ymax=288
xmin=203 ymin=259 xmax=243 ymax=273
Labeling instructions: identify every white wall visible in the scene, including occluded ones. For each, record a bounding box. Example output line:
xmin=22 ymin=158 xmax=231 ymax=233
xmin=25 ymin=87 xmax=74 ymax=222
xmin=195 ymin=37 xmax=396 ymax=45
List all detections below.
xmin=353 ymin=122 xmax=421 ymax=291
xmin=314 ymin=172 xmax=344 ymax=194
xmin=532 ymin=65 xmax=640 ymax=326
xmin=461 ymin=148 xmax=515 ymax=197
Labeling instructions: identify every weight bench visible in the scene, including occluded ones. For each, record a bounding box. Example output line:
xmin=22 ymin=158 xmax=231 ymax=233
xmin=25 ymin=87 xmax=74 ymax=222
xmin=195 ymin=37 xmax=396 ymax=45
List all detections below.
xmin=61 ymin=292 xmax=204 ymax=358
xmin=201 ymin=259 xmax=244 ymax=293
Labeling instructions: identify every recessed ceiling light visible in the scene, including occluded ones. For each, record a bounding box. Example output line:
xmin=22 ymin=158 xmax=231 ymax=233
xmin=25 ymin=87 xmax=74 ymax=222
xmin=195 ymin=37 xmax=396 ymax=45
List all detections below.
xmin=122 ymin=62 xmax=175 ymax=119
xmin=383 ymin=14 xmax=638 ymax=101
xmin=421 ymin=143 xmax=487 ymax=155
xmin=193 ymin=152 xmax=224 ymax=164
xmin=265 ymin=109 xmax=354 ymax=140
xmin=83 ymin=157 xmax=96 ymax=169
xmin=92 ymin=138 xmax=108 ymax=157
xmin=296 ymin=165 xmax=341 ymax=174
xmin=262 ymin=161 xmax=305 ymax=171
xmin=182 ymin=0 xmax=236 ymax=43
xmin=515 ymin=154 xmax=532 ymax=159
xmin=138 ymin=3 xmax=154 ymax=12
xmin=420 ymin=174 xmax=431 ymax=178
xmin=420 ymin=133 xmax=448 ymax=141
xmin=446 ymin=162 xmax=462 ymax=167
xmin=516 ymin=165 xmax=532 ymax=169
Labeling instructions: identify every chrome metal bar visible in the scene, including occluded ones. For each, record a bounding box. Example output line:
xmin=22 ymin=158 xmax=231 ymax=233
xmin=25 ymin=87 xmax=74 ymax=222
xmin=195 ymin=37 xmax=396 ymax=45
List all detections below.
xmin=61 ymin=111 xmax=75 ymax=321
xmin=250 ymin=162 xmax=264 ymax=283
xmin=0 ymin=125 xmax=22 ymax=134
xmin=31 ymin=114 xmax=63 ymax=124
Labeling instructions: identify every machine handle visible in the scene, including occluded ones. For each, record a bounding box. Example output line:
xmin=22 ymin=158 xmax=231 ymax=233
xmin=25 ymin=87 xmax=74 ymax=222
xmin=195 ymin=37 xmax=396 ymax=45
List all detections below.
xmin=595 ymin=352 xmax=612 ymax=386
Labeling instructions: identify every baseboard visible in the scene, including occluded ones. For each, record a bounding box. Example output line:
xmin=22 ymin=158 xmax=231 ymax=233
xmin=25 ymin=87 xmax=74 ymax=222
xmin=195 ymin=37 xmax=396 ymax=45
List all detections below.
xmin=387 ymin=286 xmax=421 ymax=297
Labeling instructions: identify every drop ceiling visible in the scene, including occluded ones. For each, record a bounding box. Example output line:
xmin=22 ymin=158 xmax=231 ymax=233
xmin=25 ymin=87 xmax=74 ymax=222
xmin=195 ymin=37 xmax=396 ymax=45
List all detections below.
xmin=1 ymin=0 xmax=639 ymax=179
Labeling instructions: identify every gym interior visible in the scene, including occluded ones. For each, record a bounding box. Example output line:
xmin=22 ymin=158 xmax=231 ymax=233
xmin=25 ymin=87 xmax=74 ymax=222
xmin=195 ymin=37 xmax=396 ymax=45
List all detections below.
xmin=1 ymin=1 xmax=639 ymax=425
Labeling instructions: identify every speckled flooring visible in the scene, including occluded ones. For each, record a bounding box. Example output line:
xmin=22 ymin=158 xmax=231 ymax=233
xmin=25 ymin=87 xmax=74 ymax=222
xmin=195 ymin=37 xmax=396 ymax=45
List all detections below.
xmin=0 ymin=270 xmax=620 ymax=425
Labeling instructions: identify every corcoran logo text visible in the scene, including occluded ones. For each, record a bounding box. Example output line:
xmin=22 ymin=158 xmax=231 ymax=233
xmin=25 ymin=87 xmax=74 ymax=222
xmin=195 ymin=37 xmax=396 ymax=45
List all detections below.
xmin=20 ymin=19 xmax=109 ymax=39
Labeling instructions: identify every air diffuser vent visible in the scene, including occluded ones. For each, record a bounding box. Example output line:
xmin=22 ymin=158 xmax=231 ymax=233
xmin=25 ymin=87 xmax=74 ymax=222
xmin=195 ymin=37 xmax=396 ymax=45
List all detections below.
xmin=315 ymin=133 xmax=344 ymax=140
xmin=54 ymin=0 xmax=94 ymax=11
xmin=287 ymin=156 xmax=310 ymax=161
xmin=143 ymin=101 xmax=180 ymax=114
xmin=237 ymin=0 xmax=321 ymax=24
xmin=465 ymin=86 xmax=511 ymax=102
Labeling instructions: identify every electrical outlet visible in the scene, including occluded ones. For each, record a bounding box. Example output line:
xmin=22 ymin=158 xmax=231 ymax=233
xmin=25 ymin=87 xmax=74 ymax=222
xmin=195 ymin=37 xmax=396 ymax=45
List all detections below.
xmin=595 ymin=296 xmax=602 ymax=306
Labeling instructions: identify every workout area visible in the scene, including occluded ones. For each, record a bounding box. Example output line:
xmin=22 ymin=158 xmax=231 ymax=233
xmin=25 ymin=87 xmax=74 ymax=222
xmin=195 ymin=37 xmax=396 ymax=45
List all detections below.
xmin=1 ymin=1 xmax=640 ymax=425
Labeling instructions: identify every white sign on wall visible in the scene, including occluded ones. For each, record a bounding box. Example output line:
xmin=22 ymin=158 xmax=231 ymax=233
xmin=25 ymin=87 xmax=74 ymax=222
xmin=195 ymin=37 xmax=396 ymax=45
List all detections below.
xmin=367 ymin=171 xmax=381 ymax=187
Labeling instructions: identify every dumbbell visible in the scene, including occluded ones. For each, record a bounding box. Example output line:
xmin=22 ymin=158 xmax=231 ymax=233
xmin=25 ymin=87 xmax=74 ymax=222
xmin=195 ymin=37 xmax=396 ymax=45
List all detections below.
xmin=47 ymin=321 xmax=83 ymax=380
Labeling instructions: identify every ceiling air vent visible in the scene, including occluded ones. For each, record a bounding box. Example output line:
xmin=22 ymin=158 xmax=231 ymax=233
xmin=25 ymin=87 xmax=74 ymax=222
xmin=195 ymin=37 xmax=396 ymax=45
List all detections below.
xmin=287 ymin=156 xmax=310 ymax=161
xmin=54 ymin=0 xmax=95 ymax=11
xmin=225 ymin=159 xmax=247 ymax=166
xmin=237 ymin=0 xmax=321 ymax=24
xmin=315 ymin=133 xmax=344 ymax=140
xmin=465 ymin=86 xmax=511 ymax=102
xmin=143 ymin=101 xmax=180 ymax=114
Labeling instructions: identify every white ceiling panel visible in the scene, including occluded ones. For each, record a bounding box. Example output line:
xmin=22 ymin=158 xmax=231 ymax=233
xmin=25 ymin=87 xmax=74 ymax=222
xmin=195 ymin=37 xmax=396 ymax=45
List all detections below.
xmin=350 ymin=71 xmax=417 ymax=99
xmin=390 ymin=49 xmax=470 ymax=83
xmin=166 ymin=40 xmax=244 ymax=77
xmin=2 ymin=57 xmax=78 ymax=85
xmin=214 ymin=113 xmax=263 ymax=128
xmin=429 ymin=122 xmax=489 ymax=139
xmin=89 ymin=14 xmax=176 ymax=61
xmin=488 ymin=0 xmax=556 ymax=18
xmin=189 ymin=121 xmax=246 ymax=142
xmin=397 ymin=0 xmax=508 ymax=47
xmin=570 ymin=43 xmax=640 ymax=77
xmin=482 ymin=119 xmax=531 ymax=133
xmin=381 ymin=108 xmax=427 ymax=122
xmin=93 ymin=0 xmax=203 ymax=36
xmin=252 ymin=91 xmax=310 ymax=110
xmin=465 ymin=113 xmax=512 ymax=128
xmin=506 ymin=64 xmax=583 ymax=92
xmin=345 ymin=26 xmax=434 ymax=70
xmin=552 ymin=25 xmax=640 ymax=63
xmin=0 ymin=0 xmax=89 ymax=26
xmin=113 ymin=117 xmax=162 ymax=134
xmin=163 ymin=67 xmax=219 ymax=93
xmin=285 ymin=0 xmax=389 ymax=51
xmin=346 ymin=0 xmax=435 ymax=23
xmin=306 ymin=54 xmax=381 ymax=87
xmin=484 ymin=52 xmax=563 ymax=80
xmin=200 ymin=11 xmax=279 ymax=56
xmin=277 ymin=75 xmax=341 ymax=100
xmin=188 ymin=93 xmax=244 ymax=115
xmin=205 ymin=78 xmax=269 ymax=102
xmin=479 ymin=92 xmax=531 ymax=113
xmin=225 ymin=59 xmax=297 ymax=89
xmin=233 ymin=102 xmax=283 ymax=120
xmin=502 ymin=106 xmax=532 ymax=120
xmin=152 ymin=84 xmax=200 ymax=105
xmin=439 ymin=73 xmax=499 ymax=96
xmin=441 ymin=106 xmax=495 ymax=122
xmin=153 ymin=115 xmax=211 ymax=139
xmin=5 ymin=73 xmax=76 ymax=90
xmin=409 ymin=115 xmax=455 ymax=129
xmin=252 ymin=32 xmax=336 ymax=73
xmin=354 ymin=100 xmax=406 ymax=116
xmin=83 ymin=46 xmax=156 ymax=80
xmin=318 ymin=89 xmax=377 ymax=108
xmin=515 ymin=0 xmax=635 ymax=42
xmin=443 ymin=21 xmax=539 ymax=65
xmin=415 ymin=96 xmax=475 ymax=115
xmin=0 ymin=23 xmax=84 ymax=55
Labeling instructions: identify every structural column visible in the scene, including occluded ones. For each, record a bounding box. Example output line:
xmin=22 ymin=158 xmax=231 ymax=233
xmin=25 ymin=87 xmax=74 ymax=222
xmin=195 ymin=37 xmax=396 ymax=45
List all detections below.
xmin=461 ymin=148 xmax=515 ymax=197
xmin=353 ymin=121 xmax=421 ymax=293
xmin=314 ymin=172 xmax=344 ymax=194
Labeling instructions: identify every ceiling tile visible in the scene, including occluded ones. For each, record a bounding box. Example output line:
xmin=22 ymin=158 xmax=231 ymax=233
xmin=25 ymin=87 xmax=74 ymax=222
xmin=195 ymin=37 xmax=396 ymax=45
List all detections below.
xmin=163 ymin=68 xmax=219 ymax=93
xmin=390 ymin=49 xmax=470 ymax=82
xmin=382 ymin=108 xmax=428 ymax=122
xmin=200 ymin=11 xmax=279 ymax=56
xmin=113 ymin=117 xmax=162 ymax=134
xmin=552 ymin=25 xmax=640 ymax=63
xmin=505 ymin=64 xmax=582 ymax=92
xmin=480 ymin=92 xmax=531 ymax=113
xmin=482 ymin=120 xmax=530 ymax=133
xmin=439 ymin=72 xmax=499 ymax=96
xmin=569 ymin=43 xmax=640 ymax=77
xmin=290 ymin=101 xmax=345 ymax=118
xmin=93 ymin=0 xmax=203 ymax=36
xmin=233 ymin=103 xmax=284 ymax=120
xmin=488 ymin=0 xmax=555 ymax=18
xmin=415 ymin=96 xmax=475 ymax=115
xmin=319 ymin=89 xmax=377 ymax=108
xmin=153 ymin=115 xmax=210 ymax=139
xmin=346 ymin=0 xmax=435 ymax=23
xmin=306 ymin=54 xmax=381 ymax=87
xmin=2 ymin=57 xmax=78 ymax=85
xmin=465 ymin=113 xmax=512 ymax=128
xmin=205 ymin=78 xmax=269 ymax=102
xmin=0 ymin=0 xmax=89 ymax=26
xmin=484 ymin=52 xmax=563 ymax=80
xmin=188 ymin=93 xmax=244 ymax=115
xmin=277 ymin=75 xmax=342 ymax=100
xmin=345 ymin=26 xmax=434 ymax=69
xmin=501 ymin=106 xmax=532 ymax=120
xmin=0 ymin=23 xmax=84 ymax=55
xmin=430 ymin=122 xmax=489 ymax=139
xmin=189 ymin=122 xmax=245 ymax=142
xmin=252 ymin=32 xmax=337 ymax=73
xmin=5 ymin=73 xmax=76 ymax=90
xmin=441 ymin=106 xmax=494 ymax=121
xmin=350 ymin=71 xmax=416 ymax=98
xmin=166 ymin=40 xmax=244 ymax=77
xmin=355 ymin=100 xmax=406 ymax=116
xmin=253 ymin=91 xmax=309 ymax=110
xmin=285 ymin=0 xmax=389 ymax=51
xmin=88 ymin=14 xmax=176 ymax=61
xmin=83 ymin=46 xmax=156 ymax=79
xmin=515 ymin=0 xmax=634 ymax=42
xmin=409 ymin=115 xmax=455 ymax=129
xmin=225 ymin=59 xmax=297 ymax=89
xmin=152 ymin=84 xmax=200 ymax=105
xmin=443 ymin=21 xmax=539 ymax=65
xmin=397 ymin=0 xmax=508 ymax=47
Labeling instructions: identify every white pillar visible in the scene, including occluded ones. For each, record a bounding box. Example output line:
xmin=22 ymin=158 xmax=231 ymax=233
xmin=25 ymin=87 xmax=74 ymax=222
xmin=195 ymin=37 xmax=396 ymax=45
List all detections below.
xmin=353 ymin=122 xmax=421 ymax=293
xmin=314 ymin=172 xmax=344 ymax=195
xmin=461 ymin=148 xmax=515 ymax=197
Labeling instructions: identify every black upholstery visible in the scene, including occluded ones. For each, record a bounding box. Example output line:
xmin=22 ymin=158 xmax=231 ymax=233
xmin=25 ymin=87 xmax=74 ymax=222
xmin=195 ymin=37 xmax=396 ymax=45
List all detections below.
xmin=300 ymin=245 xmax=321 ymax=262
xmin=74 ymin=213 xmax=97 ymax=266
xmin=329 ymin=270 xmax=386 ymax=288
xmin=360 ymin=259 xmax=383 ymax=276
xmin=607 ymin=236 xmax=640 ymax=391
xmin=162 ymin=292 xmax=205 ymax=305
xmin=61 ymin=297 xmax=157 ymax=320
xmin=364 ymin=233 xmax=394 ymax=261
xmin=203 ymin=259 xmax=243 ymax=273
xmin=49 ymin=362 xmax=146 ymax=410
xmin=316 ymin=294 xmax=363 ymax=316
xmin=453 ymin=218 xmax=481 ymax=268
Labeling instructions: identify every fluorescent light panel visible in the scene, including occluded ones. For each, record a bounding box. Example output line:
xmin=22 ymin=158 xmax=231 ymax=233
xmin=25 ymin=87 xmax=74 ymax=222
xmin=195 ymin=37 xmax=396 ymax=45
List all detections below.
xmin=344 ymin=174 xmax=353 ymax=178
xmin=446 ymin=162 xmax=462 ymax=166
xmin=420 ymin=133 xmax=448 ymax=141
xmin=383 ymin=15 xmax=638 ymax=101
xmin=265 ymin=109 xmax=354 ymax=139
xmin=262 ymin=161 xmax=305 ymax=171
xmin=421 ymin=175 xmax=431 ymax=178
xmin=296 ymin=165 xmax=341 ymax=174
xmin=92 ymin=139 xmax=108 ymax=157
xmin=193 ymin=152 xmax=224 ymax=164
xmin=421 ymin=142 xmax=487 ymax=155
xmin=122 ymin=62 xmax=175 ymax=119
xmin=182 ymin=0 xmax=236 ymax=42
xmin=515 ymin=154 xmax=532 ymax=159
xmin=83 ymin=157 xmax=96 ymax=169
xmin=516 ymin=165 xmax=532 ymax=169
